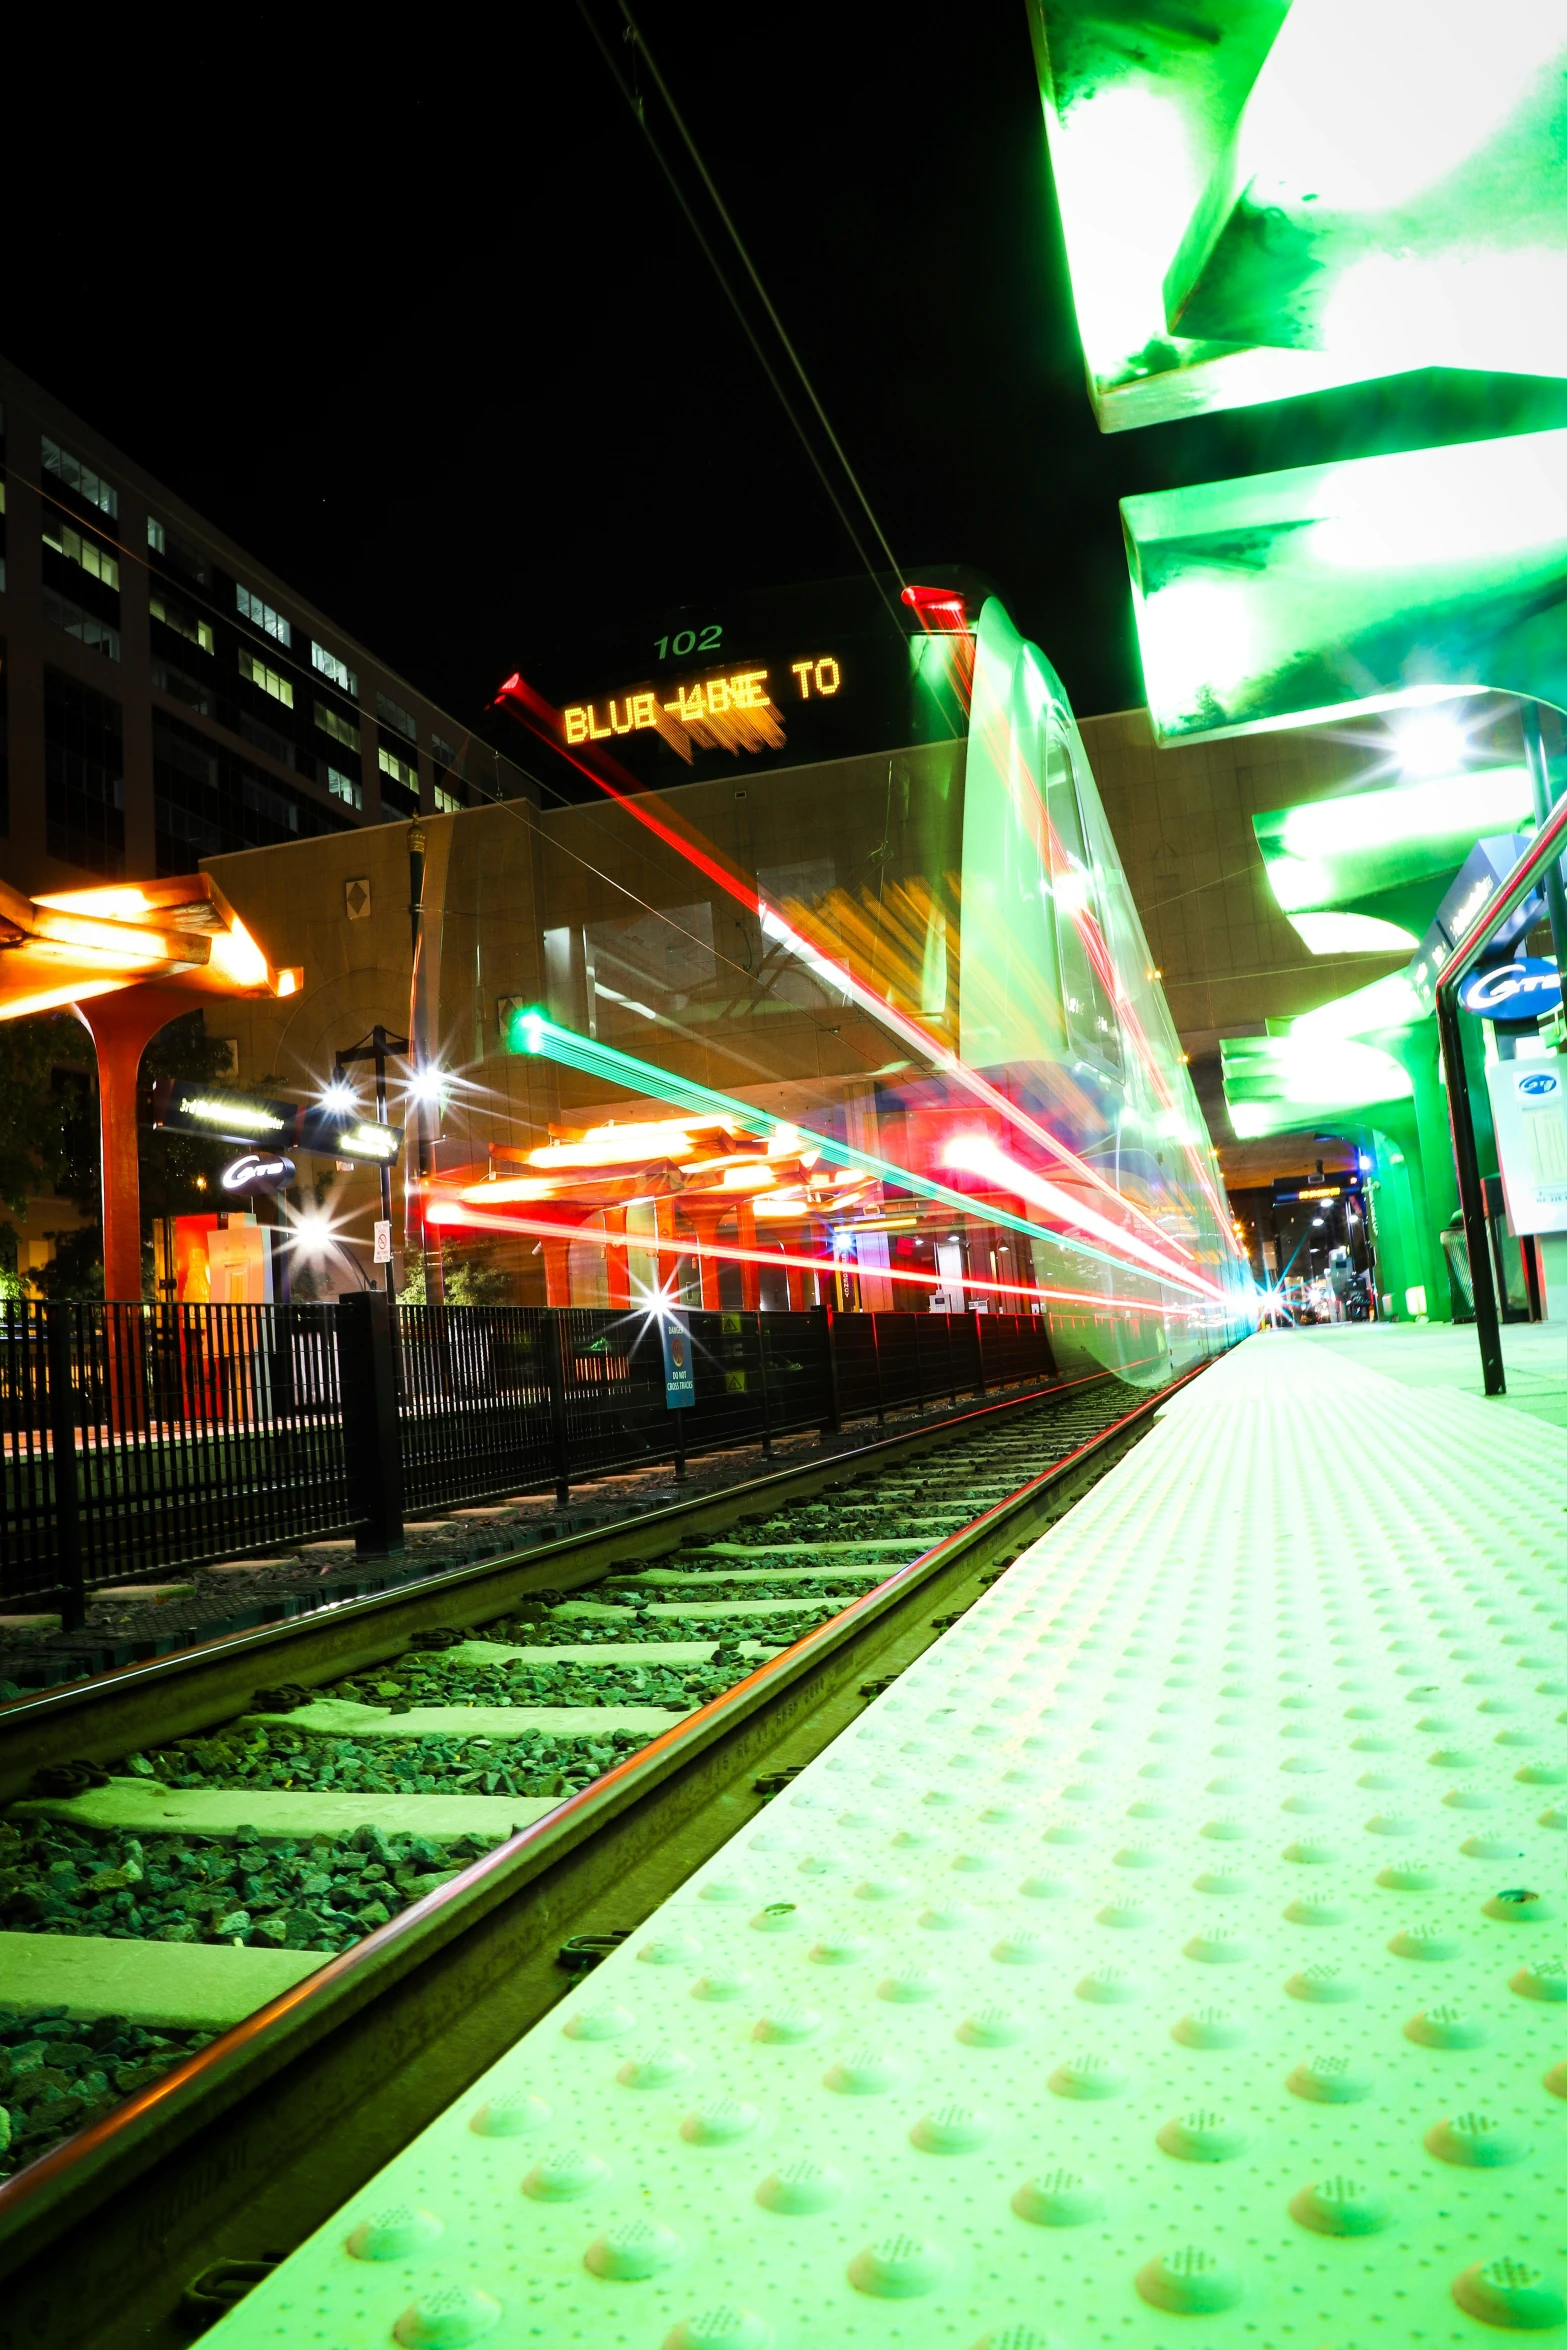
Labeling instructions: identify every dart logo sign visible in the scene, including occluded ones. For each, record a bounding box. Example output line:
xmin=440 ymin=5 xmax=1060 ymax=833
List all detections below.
xmin=1458 ymin=958 xmax=1561 ymax=1024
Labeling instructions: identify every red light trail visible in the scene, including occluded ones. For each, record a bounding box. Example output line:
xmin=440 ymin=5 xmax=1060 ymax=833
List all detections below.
xmin=426 ymin=1196 xmax=1212 ymax=1323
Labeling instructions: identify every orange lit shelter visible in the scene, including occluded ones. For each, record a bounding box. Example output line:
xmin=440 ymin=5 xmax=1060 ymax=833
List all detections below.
xmin=0 ymin=873 xmax=301 ymax=1301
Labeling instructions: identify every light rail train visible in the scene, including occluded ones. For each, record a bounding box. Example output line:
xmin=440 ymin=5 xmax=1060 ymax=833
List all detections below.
xmin=481 ymin=567 xmax=1254 ymax=1384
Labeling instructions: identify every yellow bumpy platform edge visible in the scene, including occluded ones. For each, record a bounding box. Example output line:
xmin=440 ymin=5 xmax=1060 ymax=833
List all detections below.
xmin=208 ymin=1332 xmax=1567 ymax=2348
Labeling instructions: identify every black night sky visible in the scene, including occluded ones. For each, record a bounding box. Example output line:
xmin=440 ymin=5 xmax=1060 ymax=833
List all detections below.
xmin=8 ymin=4 xmax=1567 ymax=771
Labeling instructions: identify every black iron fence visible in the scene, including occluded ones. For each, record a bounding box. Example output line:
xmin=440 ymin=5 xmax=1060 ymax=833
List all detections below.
xmin=0 ymin=1299 xmax=1056 ymax=1619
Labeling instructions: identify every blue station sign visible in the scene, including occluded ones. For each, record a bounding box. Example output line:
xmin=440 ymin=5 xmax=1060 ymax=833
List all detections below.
xmin=1458 ymin=957 xmax=1562 ymax=1026
xmin=660 ymin=1311 xmax=696 ymax=1409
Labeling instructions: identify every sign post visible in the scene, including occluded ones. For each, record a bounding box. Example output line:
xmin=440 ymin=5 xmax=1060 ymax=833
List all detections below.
xmin=1486 ymin=1062 xmax=1567 ymax=1235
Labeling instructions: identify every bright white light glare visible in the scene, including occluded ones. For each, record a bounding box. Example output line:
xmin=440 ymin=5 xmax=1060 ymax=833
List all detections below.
xmin=632 ymin=1277 xmax=682 ymax=1320
xmin=942 ymin=1133 xmax=1222 ymax=1297
xmin=1291 ymin=969 xmax=1427 ymax=1041
xmin=321 ymin=1079 xmax=357 ymax=1115
xmin=408 ymin=1065 xmax=445 ymax=1107
xmin=1138 ymin=577 xmax=1259 ymax=720
xmin=1395 ymin=710 xmax=1470 ymax=778
xmin=1287 ymin=912 xmax=1420 ymax=956
xmin=1236 ymin=0 xmax=1561 ymax=218
xmin=1279 ymin=766 xmax=1532 ymax=862
xmin=287 ymin=1204 xmax=340 ymax=1260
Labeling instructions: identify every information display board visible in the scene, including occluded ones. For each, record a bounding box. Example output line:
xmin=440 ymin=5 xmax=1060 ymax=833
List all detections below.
xmin=1486 ymin=1059 xmax=1567 ymax=1235
xmin=530 ymin=569 xmax=992 ymax=792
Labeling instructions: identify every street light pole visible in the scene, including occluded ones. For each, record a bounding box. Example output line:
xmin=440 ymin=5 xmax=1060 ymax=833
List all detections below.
xmin=336 ymin=1024 xmax=404 ymax=1301
xmin=407 ymin=822 xmax=444 ymax=1304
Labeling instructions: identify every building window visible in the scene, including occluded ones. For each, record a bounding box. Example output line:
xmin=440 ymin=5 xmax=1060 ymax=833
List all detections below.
xmin=45 ymin=666 xmax=124 ymax=875
xmin=0 ymin=636 xmax=9 ymax=838
xmin=236 ymin=583 xmax=292 ymax=647
xmin=42 ymin=515 xmax=120 ymax=590
xmin=154 ymin=708 xmax=342 ymax=875
xmin=315 ymin=699 xmax=360 ymax=752
xmin=238 ymin=648 xmax=294 ymax=708
xmin=41 ymin=435 xmax=117 ymax=521
xmin=433 ymin=782 xmax=461 ymax=815
xmin=149 ymin=591 xmax=214 ymax=656
xmin=240 ymin=711 xmax=296 ymax=768
xmin=378 ymin=744 xmax=418 ymax=792
xmin=431 ymin=731 xmax=462 ymax=770
xmin=43 ymin=589 xmax=120 ymax=660
xmin=151 ymin=658 xmax=213 ymax=717
xmin=149 ymin=515 xmax=208 ymax=586
xmin=312 ymin=641 xmax=358 ymax=697
xmin=376 ymin=691 xmax=416 ymax=743
xmin=154 ymin=713 xmax=221 ymax=864
xmin=241 ymin=769 xmax=300 ymax=836
xmin=325 ymin=764 xmax=363 ymax=811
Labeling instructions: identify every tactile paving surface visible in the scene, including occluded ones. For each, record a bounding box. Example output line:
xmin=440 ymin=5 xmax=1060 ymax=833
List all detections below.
xmin=209 ymin=1334 xmax=1567 ymax=2348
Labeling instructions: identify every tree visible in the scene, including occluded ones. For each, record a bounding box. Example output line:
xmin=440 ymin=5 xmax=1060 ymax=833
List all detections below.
xmin=0 ymin=1015 xmax=90 ymax=1284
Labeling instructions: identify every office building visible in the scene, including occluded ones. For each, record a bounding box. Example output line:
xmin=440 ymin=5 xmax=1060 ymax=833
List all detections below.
xmin=0 ymin=354 xmax=533 ymax=897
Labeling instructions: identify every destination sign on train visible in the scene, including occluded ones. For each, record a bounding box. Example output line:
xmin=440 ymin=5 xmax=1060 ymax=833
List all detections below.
xmin=562 ymin=654 xmax=843 ymax=760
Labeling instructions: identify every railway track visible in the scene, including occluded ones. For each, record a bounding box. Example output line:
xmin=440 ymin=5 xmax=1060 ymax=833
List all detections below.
xmin=0 ymin=1360 xmax=1206 ymax=2349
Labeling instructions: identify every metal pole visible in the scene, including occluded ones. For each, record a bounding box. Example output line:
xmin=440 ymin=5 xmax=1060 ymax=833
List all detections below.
xmin=1522 ymin=702 xmax=1567 ymax=976
xmin=407 ymin=823 xmax=444 ymax=1306
xmin=46 ymin=1304 xmax=84 ymax=1630
xmin=545 ymin=1311 xmax=571 ymax=1505
xmin=755 ymin=1311 xmax=774 ymax=1458
xmin=1436 ymin=984 xmax=1505 ymax=1395
xmin=821 ymin=1302 xmax=841 ymax=1434
xmin=370 ymin=1027 xmax=396 ymax=1301
xmin=1429 ymin=767 xmax=1567 ymax=1394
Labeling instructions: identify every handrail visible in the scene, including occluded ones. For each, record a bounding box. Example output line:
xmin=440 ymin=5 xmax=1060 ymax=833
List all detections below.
xmin=1434 ymin=783 xmax=1567 ymax=1395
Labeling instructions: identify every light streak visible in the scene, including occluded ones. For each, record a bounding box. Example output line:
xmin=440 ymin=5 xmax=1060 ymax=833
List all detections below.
xmin=493 ymin=669 xmax=1225 ymax=1268
xmin=425 ymin=1198 xmax=1210 ymax=1324
xmin=942 ymin=1134 xmax=1215 ymax=1291
xmin=506 ymin=1010 xmax=1228 ymax=1302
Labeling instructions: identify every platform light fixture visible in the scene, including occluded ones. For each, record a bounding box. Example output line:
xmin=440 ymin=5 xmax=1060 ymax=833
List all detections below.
xmin=1395 ymin=710 xmax=1471 ymax=779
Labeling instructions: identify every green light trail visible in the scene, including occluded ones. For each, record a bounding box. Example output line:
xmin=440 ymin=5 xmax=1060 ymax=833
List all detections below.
xmin=506 ymin=1008 xmax=1220 ymax=1300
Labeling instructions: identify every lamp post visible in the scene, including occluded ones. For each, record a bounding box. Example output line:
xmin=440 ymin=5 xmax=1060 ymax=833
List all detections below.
xmin=333 ymin=1027 xmax=404 ymax=1301
xmin=408 ymin=822 xmax=444 ymax=1304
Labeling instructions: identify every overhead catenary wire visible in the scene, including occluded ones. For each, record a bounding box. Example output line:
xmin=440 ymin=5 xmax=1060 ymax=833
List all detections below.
xmin=575 ymin=0 xmax=908 ymax=637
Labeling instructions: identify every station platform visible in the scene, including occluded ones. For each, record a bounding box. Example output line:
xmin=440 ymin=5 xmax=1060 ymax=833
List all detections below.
xmin=1300 ymin=1315 xmax=1567 ymax=1432
xmin=209 ymin=1327 xmax=1567 ymax=2349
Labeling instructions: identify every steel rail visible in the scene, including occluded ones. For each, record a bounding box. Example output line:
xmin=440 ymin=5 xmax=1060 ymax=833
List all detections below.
xmin=0 ymin=1371 xmax=1104 ymax=1805
xmin=0 ymin=1358 xmax=1210 ymax=2350
xmin=1435 ymin=779 xmax=1567 ymax=1397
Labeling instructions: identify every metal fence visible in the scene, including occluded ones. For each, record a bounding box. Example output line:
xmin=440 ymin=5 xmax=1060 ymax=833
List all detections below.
xmin=1 ymin=1299 xmax=1057 ymax=1619
xmin=0 ymin=1300 xmax=349 ymax=1618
